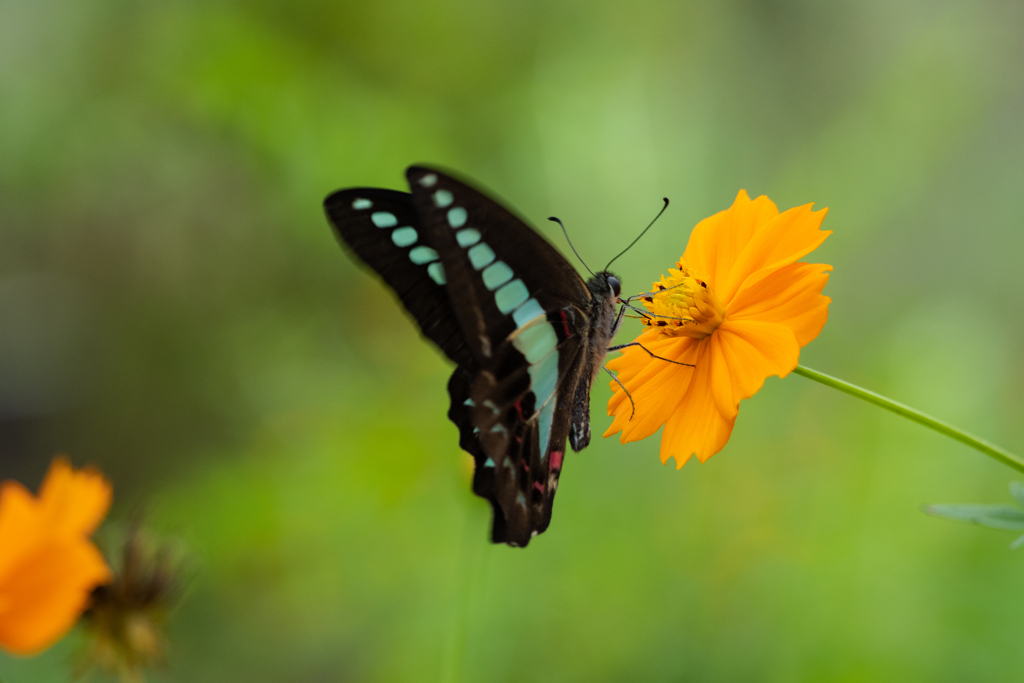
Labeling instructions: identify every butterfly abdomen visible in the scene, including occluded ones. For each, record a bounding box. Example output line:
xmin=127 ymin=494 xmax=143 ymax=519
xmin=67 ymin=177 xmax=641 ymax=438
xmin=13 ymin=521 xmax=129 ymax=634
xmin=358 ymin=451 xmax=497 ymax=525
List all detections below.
xmin=567 ymin=271 xmax=623 ymax=452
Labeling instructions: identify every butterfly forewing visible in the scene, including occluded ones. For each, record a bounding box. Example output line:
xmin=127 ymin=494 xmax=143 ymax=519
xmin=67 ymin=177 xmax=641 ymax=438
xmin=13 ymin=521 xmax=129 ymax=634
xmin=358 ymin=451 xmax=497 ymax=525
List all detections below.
xmin=405 ymin=166 xmax=591 ymax=365
xmin=324 ymin=188 xmax=472 ymax=367
xmin=405 ymin=166 xmax=590 ymax=446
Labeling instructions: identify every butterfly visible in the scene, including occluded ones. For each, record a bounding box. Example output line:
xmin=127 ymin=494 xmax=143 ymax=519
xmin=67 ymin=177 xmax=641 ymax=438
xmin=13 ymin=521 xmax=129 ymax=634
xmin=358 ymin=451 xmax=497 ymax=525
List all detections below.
xmin=325 ymin=166 xmax=660 ymax=547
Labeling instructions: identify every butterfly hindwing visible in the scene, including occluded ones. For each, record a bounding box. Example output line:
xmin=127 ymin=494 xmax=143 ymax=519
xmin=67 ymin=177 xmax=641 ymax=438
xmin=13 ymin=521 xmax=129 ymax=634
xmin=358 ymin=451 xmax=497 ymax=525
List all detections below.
xmin=324 ymin=188 xmax=472 ymax=367
xmin=445 ymin=362 xmax=510 ymax=533
xmin=468 ymin=305 xmax=590 ymax=545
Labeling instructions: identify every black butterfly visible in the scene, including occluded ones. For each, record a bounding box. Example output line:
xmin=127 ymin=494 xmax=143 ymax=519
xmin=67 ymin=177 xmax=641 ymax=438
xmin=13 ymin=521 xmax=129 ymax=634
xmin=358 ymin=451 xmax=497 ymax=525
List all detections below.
xmin=325 ymin=166 xmax=662 ymax=547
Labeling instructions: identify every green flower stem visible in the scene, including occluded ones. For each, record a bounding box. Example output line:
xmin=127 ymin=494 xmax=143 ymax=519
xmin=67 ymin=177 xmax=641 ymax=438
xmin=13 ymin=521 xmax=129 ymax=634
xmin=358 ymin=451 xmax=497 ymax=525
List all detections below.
xmin=793 ymin=365 xmax=1024 ymax=475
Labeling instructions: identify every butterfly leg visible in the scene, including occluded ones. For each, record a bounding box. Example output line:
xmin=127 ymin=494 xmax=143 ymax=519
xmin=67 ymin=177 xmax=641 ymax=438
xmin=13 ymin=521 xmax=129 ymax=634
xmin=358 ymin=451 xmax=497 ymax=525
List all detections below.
xmin=610 ymin=297 xmax=670 ymax=336
xmin=611 ymin=284 xmax=687 ymax=329
xmin=616 ymin=300 xmax=693 ymax=327
xmin=610 ymin=299 xmax=637 ymax=334
xmin=602 ymin=365 xmax=636 ymax=420
xmin=607 ymin=341 xmax=695 ymax=368
xmin=622 ymin=281 xmax=687 ymax=303
xmin=613 ymin=284 xmax=694 ymax=327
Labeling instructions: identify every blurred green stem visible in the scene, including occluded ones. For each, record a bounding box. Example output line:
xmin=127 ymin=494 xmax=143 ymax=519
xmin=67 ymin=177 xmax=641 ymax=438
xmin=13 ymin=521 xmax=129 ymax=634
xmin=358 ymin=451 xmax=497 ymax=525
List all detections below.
xmin=793 ymin=365 xmax=1024 ymax=475
xmin=443 ymin=499 xmax=488 ymax=683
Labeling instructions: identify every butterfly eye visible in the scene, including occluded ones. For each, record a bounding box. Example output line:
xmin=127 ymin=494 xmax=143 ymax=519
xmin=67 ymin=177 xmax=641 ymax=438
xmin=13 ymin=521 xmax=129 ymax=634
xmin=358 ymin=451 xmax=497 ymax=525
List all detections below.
xmin=608 ymin=276 xmax=621 ymax=298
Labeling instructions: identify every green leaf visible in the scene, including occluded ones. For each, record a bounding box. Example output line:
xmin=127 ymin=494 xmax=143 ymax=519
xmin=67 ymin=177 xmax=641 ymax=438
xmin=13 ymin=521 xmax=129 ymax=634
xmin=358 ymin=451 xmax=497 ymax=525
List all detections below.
xmin=1009 ymin=481 xmax=1024 ymax=509
xmin=922 ymin=504 xmax=1024 ymax=531
xmin=1010 ymin=533 xmax=1024 ymax=550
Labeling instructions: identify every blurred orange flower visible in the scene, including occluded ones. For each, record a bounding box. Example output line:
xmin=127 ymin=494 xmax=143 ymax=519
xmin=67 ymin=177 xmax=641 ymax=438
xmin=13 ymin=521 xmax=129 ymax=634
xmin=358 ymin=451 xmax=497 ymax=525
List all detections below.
xmin=605 ymin=190 xmax=832 ymax=467
xmin=0 ymin=457 xmax=112 ymax=655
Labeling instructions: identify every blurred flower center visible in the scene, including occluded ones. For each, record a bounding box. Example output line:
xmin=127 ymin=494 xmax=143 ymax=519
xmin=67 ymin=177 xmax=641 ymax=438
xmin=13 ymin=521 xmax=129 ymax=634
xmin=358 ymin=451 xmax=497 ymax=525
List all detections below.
xmin=640 ymin=260 xmax=724 ymax=338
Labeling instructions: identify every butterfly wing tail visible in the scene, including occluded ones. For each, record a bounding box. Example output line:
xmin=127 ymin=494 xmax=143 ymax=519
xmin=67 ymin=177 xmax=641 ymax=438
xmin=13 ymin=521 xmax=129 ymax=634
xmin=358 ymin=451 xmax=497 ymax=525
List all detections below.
xmin=447 ymin=365 xmax=510 ymax=543
xmin=468 ymin=336 xmax=583 ymax=547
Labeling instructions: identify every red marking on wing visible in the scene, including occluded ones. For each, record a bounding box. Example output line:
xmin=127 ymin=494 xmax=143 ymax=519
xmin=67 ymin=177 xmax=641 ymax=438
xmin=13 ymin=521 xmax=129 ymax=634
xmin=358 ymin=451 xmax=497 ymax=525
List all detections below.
xmin=533 ymin=480 xmax=545 ymax=493
xmin=522 ymin=461 xmax=530 ymax=473
xmin=550 ymin=450 xmax=564 ymax=472
xmin=514 ymin=399 xmax=524 ymax=421
xmin=559 ymin=310 xmax=572 ymax=338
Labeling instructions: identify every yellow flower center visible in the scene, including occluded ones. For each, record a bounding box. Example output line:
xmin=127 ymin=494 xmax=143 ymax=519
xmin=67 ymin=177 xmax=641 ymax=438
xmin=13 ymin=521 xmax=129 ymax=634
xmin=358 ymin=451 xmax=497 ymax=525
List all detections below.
xmin=639 ymin=260 xmax=724 ymax=338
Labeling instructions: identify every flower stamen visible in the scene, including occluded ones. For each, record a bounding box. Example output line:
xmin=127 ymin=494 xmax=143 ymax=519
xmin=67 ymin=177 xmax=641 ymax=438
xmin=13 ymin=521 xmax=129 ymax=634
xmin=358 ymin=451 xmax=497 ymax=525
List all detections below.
xmin=639 ymin=260 xmax=724 ymax=338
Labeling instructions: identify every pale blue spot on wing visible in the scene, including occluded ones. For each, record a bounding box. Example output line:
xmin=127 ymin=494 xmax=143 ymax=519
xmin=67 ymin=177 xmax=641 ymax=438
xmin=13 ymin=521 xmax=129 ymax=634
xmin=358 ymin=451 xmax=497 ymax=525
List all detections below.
xmin=433 ymin=189 xmax=453 ymax=207
xmin=512 ymin=298 xmax=545 ymax=328
xmin=513 ymin=321 xmax=558 ymax=364
xmin=448 ymin=207 xmax=468 ymax=228
xmin=463 ymin=397 xmax=475 ymax=407
xmin=468 ymin=243 xmax=495 ymax=269
xmin=419 ymin=173 xmax=437 ymax=187
xmin=482 ymin=261 xmax=513 ymax=290
xmin=456 ymin=228 xmax=481 ymax=247
xmin=538 ymin=400 xmax=555 ymax=462
xmin=371 ymin=211 xmax=398 ymax=228
xmin=529 ymin=351 xmax=559 ymax=455
xmin=428 ymin=262 xmax=446 ymax=285
xmin=484 ymin=457 xmax=495 ymax=468
xmin=391 ymin=226 xmax=418 ymax=247
xmin=530 ymin=348 xmax=559 ymax=407
xmin=495 ymin=279 xmax=529 ymax=313
xmin=409 ymin=246 xmax=439 ymax=264
xmin=516 ymin=492 xmax=527 ymax=508
xmin=490 ymin=424 xmax=508 ymax=436
xmin=352 ymin=198 xmax=372 ymax=210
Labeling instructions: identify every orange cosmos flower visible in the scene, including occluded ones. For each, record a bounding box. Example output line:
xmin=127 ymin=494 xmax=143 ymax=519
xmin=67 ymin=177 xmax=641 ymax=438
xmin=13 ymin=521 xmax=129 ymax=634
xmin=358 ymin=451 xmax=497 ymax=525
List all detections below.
xmin=605 ymin=190 xmax=832 ymax=467
xmin=0 ymin=457 xmax=112 ymax=655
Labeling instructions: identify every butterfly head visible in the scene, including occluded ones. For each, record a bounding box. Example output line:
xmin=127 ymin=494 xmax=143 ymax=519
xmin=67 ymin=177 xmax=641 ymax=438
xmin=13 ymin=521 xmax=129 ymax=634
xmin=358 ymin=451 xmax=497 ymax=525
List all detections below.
xmin=589 ymin=270 xmax=623 ymax=303
xmin=606 ymin=274 xmax=622 ymax=300
xmin=587 ymin=270 xmax=626 ymax=364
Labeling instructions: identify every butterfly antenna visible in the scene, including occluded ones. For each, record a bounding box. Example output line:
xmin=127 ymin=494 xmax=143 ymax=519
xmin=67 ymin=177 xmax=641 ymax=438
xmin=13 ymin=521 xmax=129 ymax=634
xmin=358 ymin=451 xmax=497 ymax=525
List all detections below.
xmin=549 ymin=216 xmax=596 ymax=278
xmin=605 ymin=197 xmax=670 ymax=271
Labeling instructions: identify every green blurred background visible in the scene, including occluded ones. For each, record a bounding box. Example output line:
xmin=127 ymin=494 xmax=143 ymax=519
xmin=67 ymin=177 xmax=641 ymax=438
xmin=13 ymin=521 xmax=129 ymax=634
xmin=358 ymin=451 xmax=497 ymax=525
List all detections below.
xmin=2 ymin=0 xmax=1024 ymax=680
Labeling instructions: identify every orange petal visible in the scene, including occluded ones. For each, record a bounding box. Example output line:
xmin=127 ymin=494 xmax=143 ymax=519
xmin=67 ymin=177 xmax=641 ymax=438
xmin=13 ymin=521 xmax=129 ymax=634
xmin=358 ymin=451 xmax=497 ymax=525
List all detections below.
xmin=682 ymin=190 xmax=779 ymax=292
xmin=658 ymin=338 xmax=734 ymax=467
xmin=708 ymin=333 xmax=738 ymax=421
xmin=727 ymin=262 xmax=832 ymax=347
xmin=606 ymin=330 xmax=684 ymax=387
xmin=605 ymin=335 xmax=700 ymax=443
xmin=608 ymin=336 xmax=697 ymax=406
xmin=711 ymin=320 xmax=801 ymax=419
xmin=0 ymin=538 xmax=111 ymax=655
xmin=718 ymin=204 xmax=830 ymax=304
xmin=610 ymin=359 xmax=690 ymax=443
xmin=0 ymin=483 xmax=44 ymax=580
xmin=37 ymin=457 xmax=111 ymax=536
